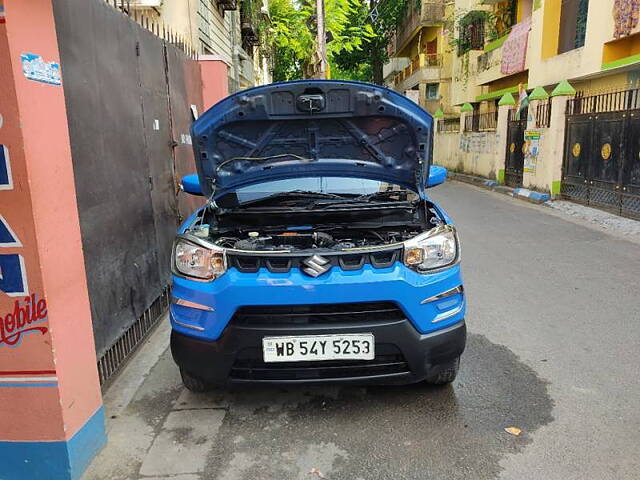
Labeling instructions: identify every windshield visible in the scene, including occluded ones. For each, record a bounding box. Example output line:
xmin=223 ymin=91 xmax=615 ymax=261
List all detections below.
xmin=229 ymin=177 xmax=391 ymax=203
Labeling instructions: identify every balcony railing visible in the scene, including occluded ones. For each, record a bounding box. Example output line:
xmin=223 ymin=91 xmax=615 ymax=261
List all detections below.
xmin=567 ymin=87 xmax=640 ymax=115
xmin=395 ymin=1 xmax=446 ymax=53
xmin=464 ymin=110 xmax=498 ymax=132
xmin=383 ymin=57 xmax=410 ymax=80
xmin=439 ymin=117 xmax=461 ymax=133
xmin=535 ymin=100 xmax=552 ymax=128
xmin=394 ymin=53 xmax=442 ymax=88
xmin=411 ymin=55 xmax=420 ymax=72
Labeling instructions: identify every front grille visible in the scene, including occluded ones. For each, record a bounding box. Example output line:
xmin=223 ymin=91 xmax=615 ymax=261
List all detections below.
xmin=231 ymin=302 xmax=406 ymax=327
xmin=227 ymin=248 xmax=402 ymax=274
xmin=230 ymin=345 xmax=409 ymax=381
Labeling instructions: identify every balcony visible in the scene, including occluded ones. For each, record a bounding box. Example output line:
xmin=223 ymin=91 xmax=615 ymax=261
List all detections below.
xmin=395 ymin=1 xmax=446 ymax=54
xmin=240 ymin=56 xmax=255 ymax=86
xmin=476 ymin=45 xmax=503 ymax=85
xmin=476 ymin=29 xmax=529 ymax=85
xmin=394 ymin=53 xmax=441 ymax=93
xmin=383 ymin=57 xmax=410 ymax=82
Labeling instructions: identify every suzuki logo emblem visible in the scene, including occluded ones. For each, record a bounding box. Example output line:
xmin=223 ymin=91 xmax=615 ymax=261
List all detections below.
xmin=302 ymin=255 xmax=331 ymax=277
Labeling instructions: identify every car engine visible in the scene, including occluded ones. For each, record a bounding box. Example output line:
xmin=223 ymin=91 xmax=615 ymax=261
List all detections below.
xmin=210 ymin=228 xmax=420 ymax=252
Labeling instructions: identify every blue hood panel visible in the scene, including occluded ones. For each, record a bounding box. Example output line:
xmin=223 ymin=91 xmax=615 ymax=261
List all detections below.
xmin=190 ymin=80 xmax=434 ymax=196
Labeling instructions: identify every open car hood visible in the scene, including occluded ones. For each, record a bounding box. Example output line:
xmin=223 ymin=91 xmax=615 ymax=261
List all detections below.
xmin=190 ymin=80 xmax=433 ymax=197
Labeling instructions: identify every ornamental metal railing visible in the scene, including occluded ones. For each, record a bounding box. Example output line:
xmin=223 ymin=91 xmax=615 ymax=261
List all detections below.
xmin=464 ymin=110 xmax=498 ymax=132
xmin=439 ymin=117 xmax=460 ymax=133
xmin=567 ymin=87 xmax=640 ymax=115
xmin=535 ymin=100 xmax=552 ymax=128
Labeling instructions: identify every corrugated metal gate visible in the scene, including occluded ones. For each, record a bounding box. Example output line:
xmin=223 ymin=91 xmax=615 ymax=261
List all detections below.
xmin=562 ymin=88 xmax=640 ymax=219
xmin=505 ymin=110 xmax=526 ymax=188
xmin=53 ymin=0 xmax=204 ymax=384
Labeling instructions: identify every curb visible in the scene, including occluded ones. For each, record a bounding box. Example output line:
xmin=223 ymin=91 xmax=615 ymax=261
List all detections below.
xmin=447 ymin=171 xmax=551 ymax=205
xmin=512 ymin=187 xmax=551 ymax=204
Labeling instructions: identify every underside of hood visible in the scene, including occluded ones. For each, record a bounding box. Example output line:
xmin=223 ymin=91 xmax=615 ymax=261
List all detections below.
xmin=190 ymin=80 xmax=433 ymax=197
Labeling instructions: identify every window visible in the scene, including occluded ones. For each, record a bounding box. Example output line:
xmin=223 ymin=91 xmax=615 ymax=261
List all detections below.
xmin=426 ymin=84 xmax=439 ymax=100
xmin=558 ymin=0 xmax=589 ymax=54
xmin=575 ymin=0 xmax=589 ymax=48
xmin=458 ymin=12 xmax=486 ymax=56
xmin=493 ymin=0 xmax=518 ymax=37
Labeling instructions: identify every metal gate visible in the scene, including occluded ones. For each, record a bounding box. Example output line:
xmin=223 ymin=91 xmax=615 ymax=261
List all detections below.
xmin=505 ymin=110 xmax=527 ymax=187
xmin=53 ymin=0 xmax=204 ymax=385
xmin=561 ymin=88 xmax=640 ymax=219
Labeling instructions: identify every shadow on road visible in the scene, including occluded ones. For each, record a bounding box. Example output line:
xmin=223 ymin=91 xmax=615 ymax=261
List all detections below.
xmin=203 ymin=333 xmax=554 ymax=480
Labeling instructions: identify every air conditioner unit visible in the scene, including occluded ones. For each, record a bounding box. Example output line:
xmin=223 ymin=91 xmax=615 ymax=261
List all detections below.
xmin=129 ymin=0 xmax=163 ymax=7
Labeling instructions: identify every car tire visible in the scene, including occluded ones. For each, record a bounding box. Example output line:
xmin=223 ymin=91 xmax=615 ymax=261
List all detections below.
xmin=425 ymin=357 xmax=460 ymax=385
xmin=180 ymin=368 xmax=213 ymax=393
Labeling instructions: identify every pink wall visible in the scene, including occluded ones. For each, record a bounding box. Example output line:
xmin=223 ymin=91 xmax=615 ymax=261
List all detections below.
xmin=199 ymin=55 xmax=230 ymax=110
xmin=0 ymin=0 xmax=102 ymax=442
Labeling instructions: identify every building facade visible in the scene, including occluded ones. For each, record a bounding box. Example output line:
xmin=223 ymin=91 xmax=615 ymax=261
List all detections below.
xmin=386 ymin=0 xmax=640 ymax=219
xmin=384 ymin=0 xmax=454 ymax=115
xmin=128 ymin=0 xmax=272 ymax=92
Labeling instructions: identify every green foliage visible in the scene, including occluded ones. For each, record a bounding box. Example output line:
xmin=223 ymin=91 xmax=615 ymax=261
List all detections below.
xmin=268 ymin=0 xmax=375 ymax=82
xmin=331 ymin=58 xmax=372 ymax=81
xmin=332 ymin=0 xmax=412 ymax=83
xmin=268 ymin=0 xmax=313 ymax=81
xmin=324 ymin=0 xmax=375 ymax=58
xmin=372 ymin=0 xmax=409 ymax=66
xmin=373 ymin=0 xmax=410 ymax=37
xmin=330 ymin=0 xmax=376 ymax=81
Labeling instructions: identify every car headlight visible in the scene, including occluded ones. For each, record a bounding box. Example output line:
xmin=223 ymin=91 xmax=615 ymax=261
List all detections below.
xmin=172 ymin=235 xmax=226 ymax=281
xmin=403 ymin=225 xmax=459 ymax=272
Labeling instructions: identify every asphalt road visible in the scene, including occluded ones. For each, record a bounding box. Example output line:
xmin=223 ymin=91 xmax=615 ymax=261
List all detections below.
xmin=85 ymin=181 xmax=640 ymax=480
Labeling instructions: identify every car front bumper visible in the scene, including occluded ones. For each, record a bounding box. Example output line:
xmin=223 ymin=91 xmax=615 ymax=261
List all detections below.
xmin=171 ymin=319 xmax=466 ymax=385
xmin=170 ymin=262 xmax=465 ymax=385
xmin=171 ymin=262 xmax=465 ymax=340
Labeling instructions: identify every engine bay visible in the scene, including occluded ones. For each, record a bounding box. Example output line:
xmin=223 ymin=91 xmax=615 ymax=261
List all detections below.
xmin=185 ymin=189 xmax=444 ymax=254
xmin=207 ymin=227 xmax=421 ymax=252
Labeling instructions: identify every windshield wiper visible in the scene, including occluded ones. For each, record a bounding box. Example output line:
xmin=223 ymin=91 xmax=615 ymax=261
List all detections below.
xmin=238 ymin=190 xmax=347 ymax=207
xmin=286 ymin=190 xmax=345 ymax=198
xmin=353 ymin=190 xmax=410 ymax=202
xmin=309 ymin=190 xmax=411 ymax=209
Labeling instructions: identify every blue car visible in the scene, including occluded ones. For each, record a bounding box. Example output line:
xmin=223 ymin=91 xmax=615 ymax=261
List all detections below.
xmin=170 ymin=80 xmax=466 ymax=391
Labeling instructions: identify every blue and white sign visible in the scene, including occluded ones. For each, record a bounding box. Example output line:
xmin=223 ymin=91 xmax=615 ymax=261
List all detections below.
xmin=0 ymin=254 xmax=29 ymax=297
xmin=20 ymin=53 xmax=61 ymax=86
xmin=0 ymin=145 xmax=12 ymax=190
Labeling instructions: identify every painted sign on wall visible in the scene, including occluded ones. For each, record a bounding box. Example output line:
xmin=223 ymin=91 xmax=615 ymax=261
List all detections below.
xmin=0 ymin=294 xmax=47 ymax=347
xmin=0 ymin=147 xmax=29 ymax=297
xmin=20 ymin=53 xmax=61 ymax=86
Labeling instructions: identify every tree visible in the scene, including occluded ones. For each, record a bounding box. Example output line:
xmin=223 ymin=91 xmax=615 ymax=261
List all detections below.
xmin=330 ymin=0 xmax=375 ymax=81
xmin=368 ymin=0 xmax=409 ymax=84
xmin=331 ymin=0 xmax=411 ymax=84
xmin=268 ymin=0 xmax=313 ymax=81
xmin=268 ymin=0 xmax=374 ymax=82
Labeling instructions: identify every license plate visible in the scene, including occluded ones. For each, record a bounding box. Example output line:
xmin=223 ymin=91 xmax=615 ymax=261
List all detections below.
xmin=262 ymin=333 xmax=375 ymax=363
